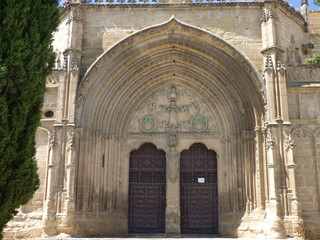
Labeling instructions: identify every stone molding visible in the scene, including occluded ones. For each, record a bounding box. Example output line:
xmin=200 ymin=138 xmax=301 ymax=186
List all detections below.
xmin=59 ymin=0 xmax=305 ymax=23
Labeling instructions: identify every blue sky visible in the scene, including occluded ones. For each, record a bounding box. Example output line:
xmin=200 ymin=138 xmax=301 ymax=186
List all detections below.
xmin=59 ymin=0 xmax=319 ymax=11
xmin=290 ymin=0 xmax=320 ymax=11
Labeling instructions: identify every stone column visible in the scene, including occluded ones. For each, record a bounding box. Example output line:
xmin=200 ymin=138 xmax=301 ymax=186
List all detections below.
xmin=255 ymin=126 xmax=265 ymax=210
xmin=165 ymin=135 xmax=181 ymax=236
xmin=43 ymin=130 xmax=60 ymax=236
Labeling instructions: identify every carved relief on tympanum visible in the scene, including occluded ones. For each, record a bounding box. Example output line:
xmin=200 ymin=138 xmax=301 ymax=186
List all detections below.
xmin=128 ymin=85 xmax=219 ymax=134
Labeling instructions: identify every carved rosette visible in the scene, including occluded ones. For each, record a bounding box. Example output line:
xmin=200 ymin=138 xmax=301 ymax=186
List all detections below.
xmin=139 ymin=115 xmax=156 ymax=132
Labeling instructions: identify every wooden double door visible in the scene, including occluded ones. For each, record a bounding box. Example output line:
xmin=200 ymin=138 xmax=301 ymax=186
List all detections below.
xmin=128 ymin=143 xmax=218 ymax=234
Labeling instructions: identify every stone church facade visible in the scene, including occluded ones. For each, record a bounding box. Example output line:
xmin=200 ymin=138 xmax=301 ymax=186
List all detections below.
xmin=4 ymin=0 xmax=320 ymax=239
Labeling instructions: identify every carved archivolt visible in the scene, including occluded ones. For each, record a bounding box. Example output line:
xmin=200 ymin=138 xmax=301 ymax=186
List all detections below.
xmin=76 ymin=17 xmax=265 ymax=123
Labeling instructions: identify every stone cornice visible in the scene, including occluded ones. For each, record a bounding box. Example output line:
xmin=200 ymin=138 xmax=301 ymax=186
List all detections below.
xmin=59 ymin=0 xmax=305 ymax=23
xmin=63 ymin=47 xmax=84 ymax=56
xmin=261 ymin=46 xmax=285 ymax=55
xmin=287 ymin=82 xmax=320 ymax=88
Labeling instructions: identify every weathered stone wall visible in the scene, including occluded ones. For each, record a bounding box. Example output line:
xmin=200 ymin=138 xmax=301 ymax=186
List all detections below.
xmin=276 ymin=8 xmax=306 ymax=65
xmin=292 ymin=128 xmax=320 ymax=239
xmin=288 ymin=66 xmax=320 ymax=240
xmin=308 ymin=11 xmax=320 ymax=60
xmin=309 ymin=11 xmax=320 ymax=34
xmin=4 ymin=128 xmax=50 ymax=239
xmin=287 ymin=67 xmax=320 ymax=120
xmin=80 ymin=5 xmax=263 ymax=75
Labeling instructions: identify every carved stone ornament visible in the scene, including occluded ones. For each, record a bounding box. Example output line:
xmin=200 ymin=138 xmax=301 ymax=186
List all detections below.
xmin=46 ymin=72 xmax=59 ymax=88
xmin=49 ymin=131 xmax=57 ymax=149
xmin=128 ymin=85 xmax=219 ymax=134
xmin=67 ymin=128 xmax=77 ymax=151
xmin=285 ymin=136 xmax=295 ymax=150
xmin=66 ymin=8 xmax=83 ymax=25
xmin=265 ymin=54 xmax=274 ymax=71
xmin=168 ymin=133 xmax=178 ymax=147
xmin=167 ymin=149 xmax=180 ymax=183
xmin=63 ymin=53 xmax=68 ymax=70
xmin=139 ymin=115 xmax=156 ymax=132
xmin=260 ymin=9 xmax=267 ymax=23
xmin=266 ymin=6 xmax=277 ymax=20
xmin=266 ymin=130 xmax=275 ymax=149
xmin=70 ymin=55 xmax=79 ymax=72
xmin=190 ymin=114 xmax=208 ymax=132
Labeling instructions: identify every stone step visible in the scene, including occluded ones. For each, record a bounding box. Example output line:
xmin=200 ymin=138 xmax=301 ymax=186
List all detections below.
xmin=31 ymin=239 xmax=252 ymax=240
xmin=28 ymin=237 xmax=289 ymax=240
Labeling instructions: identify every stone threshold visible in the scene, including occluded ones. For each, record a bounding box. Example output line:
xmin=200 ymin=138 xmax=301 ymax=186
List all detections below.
xmin=30 ymin=238 xmax=288 ymax=240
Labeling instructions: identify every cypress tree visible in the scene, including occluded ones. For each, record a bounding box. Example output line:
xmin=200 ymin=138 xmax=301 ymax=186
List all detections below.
xmin=0 ymin=0 xmax=59 ymax=238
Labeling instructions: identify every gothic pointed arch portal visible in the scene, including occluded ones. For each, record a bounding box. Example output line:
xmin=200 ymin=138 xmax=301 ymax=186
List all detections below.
xmin=74 ymin=17 xmax=266 ymax=237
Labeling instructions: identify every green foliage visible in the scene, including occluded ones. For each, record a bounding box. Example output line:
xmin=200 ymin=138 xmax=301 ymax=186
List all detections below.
xmin=0 ymin=0 xmax=59 ymax=238
xmin=314 ymin=0 xmax=320 ymax=5
xmin=306 ymin=54 xmax=320 ymax=67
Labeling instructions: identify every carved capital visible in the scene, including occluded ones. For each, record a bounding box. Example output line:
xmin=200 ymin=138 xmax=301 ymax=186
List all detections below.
xmin=266 ymin=6 xmax=277 ymax=21
xmin=260 ymin=6 xmax=277 ymax=23
xmin=260 ymin=9 xmax=267 ymax=23
xmin=66 ymin=8 xmax=83 ymax=25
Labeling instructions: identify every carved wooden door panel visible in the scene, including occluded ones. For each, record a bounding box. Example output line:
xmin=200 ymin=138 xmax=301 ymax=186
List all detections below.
xmin=128 ymin=143 xmax=166 ymax=233
xmin=180 ymin=143 xmax=218 ymax=234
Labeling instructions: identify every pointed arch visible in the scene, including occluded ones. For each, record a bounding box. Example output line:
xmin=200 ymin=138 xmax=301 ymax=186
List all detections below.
xmin=76 ymin=16 xmax=265 ymax=137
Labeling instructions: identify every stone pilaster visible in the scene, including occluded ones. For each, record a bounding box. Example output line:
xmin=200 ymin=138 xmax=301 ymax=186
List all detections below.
xmin=260 ymin=4 xmax=304 ymax=237
xmin=45 ymin=3 xmax=84 ymax=236
xmin=261 ymin=6 xmax=285 ymax=237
